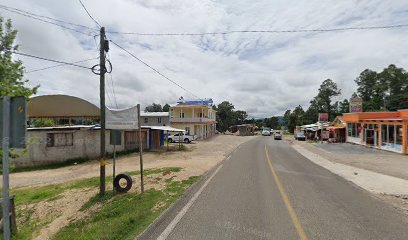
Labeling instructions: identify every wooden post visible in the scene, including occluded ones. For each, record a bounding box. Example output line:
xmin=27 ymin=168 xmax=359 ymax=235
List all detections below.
xmin=137 ymin=104 xmax=144 ymax=193
xmin=166 ymin=130 xmax=169 ymax=151
xmin=402 ymin=124 xmax=407 ymax=154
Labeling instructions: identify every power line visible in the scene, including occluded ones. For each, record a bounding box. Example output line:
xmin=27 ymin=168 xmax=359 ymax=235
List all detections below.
xmin=106 ymin=23 xmax=408 ymax=36
xmin=109 ymin=40 xmax=200 ymax=99
xmin=106 ymin=53 xmax=119 ymax=108
xmin=0 ymin=5 xmax=95 ymax=36
xmin=78 ymin=0 xmax=101 ymax=28
xmin=0 ymin=4 xmax=97 ymax=31
xmin=25 ymin=57 xmax=98 ymax=73
xmin=10 ymin=51 xmax=93 ymax=70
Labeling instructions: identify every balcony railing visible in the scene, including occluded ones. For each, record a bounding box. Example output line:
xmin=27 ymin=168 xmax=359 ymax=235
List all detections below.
xmin=170 ymin=117 xmax=214 ymax=123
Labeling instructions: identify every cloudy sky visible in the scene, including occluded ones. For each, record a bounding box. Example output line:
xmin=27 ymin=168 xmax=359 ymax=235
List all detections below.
xmin=1 ymin=0 xmax=408 ymax=117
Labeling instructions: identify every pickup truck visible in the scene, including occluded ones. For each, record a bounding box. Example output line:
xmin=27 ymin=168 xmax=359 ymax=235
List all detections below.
xmin=168 ymin=133 xmax=196 ymax=144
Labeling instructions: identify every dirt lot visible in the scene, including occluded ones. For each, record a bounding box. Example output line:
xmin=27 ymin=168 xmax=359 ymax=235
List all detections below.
xmin=7 ymin=134 xmax=256 ymax=189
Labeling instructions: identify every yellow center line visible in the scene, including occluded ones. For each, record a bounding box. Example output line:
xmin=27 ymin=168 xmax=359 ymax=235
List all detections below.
xmin=264 ymin=144 xmax=308 ymax=240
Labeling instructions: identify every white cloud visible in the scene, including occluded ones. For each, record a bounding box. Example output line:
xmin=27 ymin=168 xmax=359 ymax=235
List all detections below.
xmin=1 ymin=0 xmax=408 ymax=118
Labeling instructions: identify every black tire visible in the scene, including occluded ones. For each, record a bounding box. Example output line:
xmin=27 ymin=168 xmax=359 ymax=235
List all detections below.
xmin=184 ymin=138 xmax=190 ymax=144
xmin=168 ymin=138 xmax=173 ymax=143
xmin=113 ymin=173 xmax=133 ymax=193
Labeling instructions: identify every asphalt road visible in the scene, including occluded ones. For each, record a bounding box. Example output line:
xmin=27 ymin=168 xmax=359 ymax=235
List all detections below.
xmin=140 ymin=137 xmax=408 ymax=240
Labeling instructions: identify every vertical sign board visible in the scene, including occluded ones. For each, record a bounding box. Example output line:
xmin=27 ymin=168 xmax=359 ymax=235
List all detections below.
xmin=318 ymin=113 xmax=329 ymax=123
xmin=1 ymin=96 xmax=26 ymax=240
xmin=318 ymin=113 xmax=328 ymax=144
xmin=0 ymin=97 xmax=27 ymax=148
xmin=350 ymin=98 xmax=363 ymax=113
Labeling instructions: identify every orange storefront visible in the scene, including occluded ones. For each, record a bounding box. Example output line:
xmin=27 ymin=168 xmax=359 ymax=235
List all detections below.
xmin=342 ymin=110 xmax=408 ymax=154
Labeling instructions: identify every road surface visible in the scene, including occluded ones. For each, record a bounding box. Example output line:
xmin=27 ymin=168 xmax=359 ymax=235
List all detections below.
xmin=140 ymin=137 xmax=408 ymax=240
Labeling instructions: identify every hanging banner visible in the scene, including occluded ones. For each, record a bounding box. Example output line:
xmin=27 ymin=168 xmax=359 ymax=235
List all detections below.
xmin=106 ymin=106 xmax=138 ymax=130
xmin=349 ymin=98 xmax=363 ymax=113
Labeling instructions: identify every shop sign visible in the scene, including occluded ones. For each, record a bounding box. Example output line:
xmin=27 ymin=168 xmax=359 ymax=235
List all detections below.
xmin=318 ymin=113 xmax=329 ymax=123
xmin=350 ymin=97 xmax=363 ymax=113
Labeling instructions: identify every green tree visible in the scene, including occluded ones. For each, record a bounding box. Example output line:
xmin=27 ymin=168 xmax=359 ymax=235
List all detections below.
xmin=0 ymin=18 xmax=39 ymax=97
xmin=314 ymin=79 xmax=341 ymax=120
xmin=288 ymin=105 xmax=305 ymax=133
xmin=145 ymin=103 xmax=162 ymax=112
xmin=215 ymin=101 xmax=235 ymax=132
xmin=283 ymin=110 xmax=291 ymax=129
xmin=379 ymin=64 xmax=408 ymax=111
xmin=31 ymin=119 xmax=55 ymax=127
xmin=234 ymin=110 xmax=248 ymax=125
xmin=162 ymin=103 xmax=170 ymax=112
xmin=355 ymin=69 xmax=386 ymax=111
xmin=339 ymin=99 xmax=350 ymax=113
xmin=270 ymin=116 xmax=279 ymax=129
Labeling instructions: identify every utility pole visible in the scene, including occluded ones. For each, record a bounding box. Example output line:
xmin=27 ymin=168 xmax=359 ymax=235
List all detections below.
xmin=99 ymin=27 xmax=106 ymax=195
xmin=137 ymin=104 xmax=144 ymax=193
xmin=2 ymin=97 xmax=11 ymax=240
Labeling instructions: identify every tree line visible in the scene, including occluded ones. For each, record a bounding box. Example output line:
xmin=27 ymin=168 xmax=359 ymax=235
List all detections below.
xmin=283 ymin=64 xmax=408 ymax=132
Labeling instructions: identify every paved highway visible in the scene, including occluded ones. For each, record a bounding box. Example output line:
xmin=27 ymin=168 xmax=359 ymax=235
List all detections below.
xmin=140 ymin=137 xmax=408 ymax=240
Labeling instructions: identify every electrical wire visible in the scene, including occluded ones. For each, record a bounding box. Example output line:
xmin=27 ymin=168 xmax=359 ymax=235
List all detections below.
xmin=0 ymin=4 xmax=97 ymax=31
xmin=106 ymin=24 xmax=408 ymax=36
xmin=106 ymin=53 xmax=119 ymax=108
xmin=109 ymin=40 xmax=200 ymax=99
xmin=0 ymin=5 xmax=95 ymax=36
xmin=9 ymin=51 xmax=93 ymax=70
xmin=25 ymin=57 xmax=98 ymax=73
xmin=78 ymin=0 xmax=101 ymax=28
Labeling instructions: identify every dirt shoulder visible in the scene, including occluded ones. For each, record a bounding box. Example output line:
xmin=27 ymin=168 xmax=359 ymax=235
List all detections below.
xmin=6 ymin=135 xmax=257 ymax=189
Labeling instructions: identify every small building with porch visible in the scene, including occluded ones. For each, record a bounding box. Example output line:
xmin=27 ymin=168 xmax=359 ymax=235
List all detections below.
xmin=342 ymin=110 xmax=408 ymax=154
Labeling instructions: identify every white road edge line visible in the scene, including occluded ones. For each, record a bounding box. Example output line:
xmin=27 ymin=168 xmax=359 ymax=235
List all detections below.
xmin=157 ymin=164 xmax=224 ymax=240
xmin=226 ymin=156 xmax=231 ymax=161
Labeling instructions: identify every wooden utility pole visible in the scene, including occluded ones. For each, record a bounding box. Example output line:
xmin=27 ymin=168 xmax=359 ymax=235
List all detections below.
xmin=137 ymin=104 xmax=145 ymax=193
xmin=99 ymin=27 xmax=106 ymax=195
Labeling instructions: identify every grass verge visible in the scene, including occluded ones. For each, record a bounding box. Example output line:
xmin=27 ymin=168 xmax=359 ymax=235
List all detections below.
xmin=9 ymin=167 xmax=184 ymax=240
xmin=53 ymin=176 xmax=199 ymax=240
xmin=11 ymin=167 xmax=182 ymax=205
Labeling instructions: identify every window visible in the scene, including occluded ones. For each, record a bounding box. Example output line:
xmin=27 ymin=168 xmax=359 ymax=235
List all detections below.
xmin=185 ymin=127 xmax=190 ymax=135
xmin=389 ymin=125 xmax=395 ymax=144
xmin=396 ymin=125 xmax=402 ymax=145
xmin=144 ymin=118 xmax=148 ymax=124
xmin=179 ymin=112 xmax=185 ymax=118
xmin=158 ymin=117 xmax=162 ymax=123
xmin=381 ymin=125 xmax=387 ymax=145
xmin=347 ymin=123 xmax=360 ymax=138
xmin=47 ymin=133 xmax=73 ymax=147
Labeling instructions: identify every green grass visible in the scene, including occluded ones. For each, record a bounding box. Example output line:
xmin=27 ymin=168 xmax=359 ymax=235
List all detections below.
xmin=53 ymin=176 xmax=199 ymax=240
xmin=8 ymin=167 xmax=185 ymax=240
xmin=11 ymin=167 xmax=182 ymax=205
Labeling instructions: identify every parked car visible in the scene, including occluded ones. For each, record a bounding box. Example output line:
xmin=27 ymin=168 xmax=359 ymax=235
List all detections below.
xmin=274 ymin=131 xmax=282 ymax=140
xmin=262 ymin=127 xmax=271 ymax=136
xmin=168 ymin=133 xmax=196 ymax=143
xmin=294 ymin=132 xmax=306 ymax=141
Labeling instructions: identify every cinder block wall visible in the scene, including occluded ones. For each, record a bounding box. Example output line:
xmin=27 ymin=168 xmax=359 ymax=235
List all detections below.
xmin=13 ymin=129 xmax=127 ymax=167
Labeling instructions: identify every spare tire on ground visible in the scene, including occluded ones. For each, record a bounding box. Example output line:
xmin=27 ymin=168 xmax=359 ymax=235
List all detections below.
xmin=113 ymin=173 xmax=133 ymax=193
